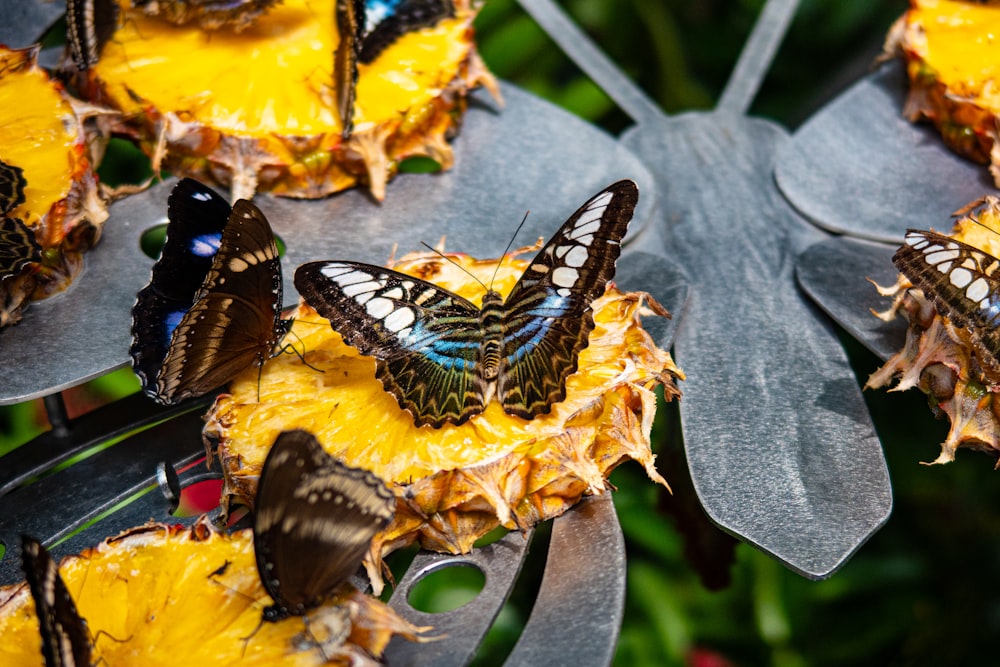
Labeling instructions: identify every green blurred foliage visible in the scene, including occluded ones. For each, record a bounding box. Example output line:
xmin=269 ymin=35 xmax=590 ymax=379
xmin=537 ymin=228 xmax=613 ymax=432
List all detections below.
xmin=8 ymin=2 xmax=1000 ymax=665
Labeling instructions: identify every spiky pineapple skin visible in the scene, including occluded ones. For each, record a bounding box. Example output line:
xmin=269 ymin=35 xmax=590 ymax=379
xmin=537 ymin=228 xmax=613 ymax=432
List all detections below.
xmin=76 ymin=0 xmax=498 ymax=201
xmin=868 ymin=196 xmax=1000 ymax=464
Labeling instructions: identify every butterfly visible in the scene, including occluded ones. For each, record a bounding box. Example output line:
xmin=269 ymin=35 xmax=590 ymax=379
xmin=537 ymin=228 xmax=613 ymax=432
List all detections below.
xmin=20 ymin=535 xmax=93 ymax=667
xmin=0 ymin=159 xmax=41 ymax=282
xmin=294 ymin=179 xmax=639 ymax=428
xmin=130 ymin=178 xmax=289 ymax=405
xmin=334 ymin=0 xmax=455 ymax=137
xmin=130 ymin=0 xmax=281 ymax=31
xmin=66 ymin=0 xmax=121 ymax=70
xmin=895 ymin=228 xmax=1000 ymax=376
xmin=254 ymin=429 xmax=395 ymax=623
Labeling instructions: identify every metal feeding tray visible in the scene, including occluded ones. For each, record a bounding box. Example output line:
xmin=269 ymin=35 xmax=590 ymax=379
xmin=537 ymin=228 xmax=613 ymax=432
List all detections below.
xmin=0 ymin=1 xmax=687 ymax=663
xmin=1 ymin=0 xmax=925 ymax=661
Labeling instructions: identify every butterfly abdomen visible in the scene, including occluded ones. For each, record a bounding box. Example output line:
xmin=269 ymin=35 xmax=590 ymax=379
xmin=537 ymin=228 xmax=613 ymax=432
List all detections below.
xmin=479 ymin=290 xmax=505 ymax=381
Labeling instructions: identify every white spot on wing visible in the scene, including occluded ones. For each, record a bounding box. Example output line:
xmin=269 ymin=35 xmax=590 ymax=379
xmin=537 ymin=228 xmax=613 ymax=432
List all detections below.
xmin=341 ymin=281 xmax=379 ymax=298
xmin=927 ymin=249 xmax=960 ymax=265
xmin=552 ymin=266 xmax=579 ymax=288
xmin=366 ymin=297 xmax=393 ymax=319
xmin=384 ymin=307 xmax=415 ymax=332
xmin=564 ymin=245 xmax=589 ymax=268
xmin=967 ymin=277 xmax=989 ymax=302
xmin=949 ymin=266 xmax=972 ymax=287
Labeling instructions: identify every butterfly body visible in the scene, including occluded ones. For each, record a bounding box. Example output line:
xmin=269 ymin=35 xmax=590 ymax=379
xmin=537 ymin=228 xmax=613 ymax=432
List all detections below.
xmin=130 ymin=178 xmax=288 ymax=405
xmin=895 ymin=228 xmax=1000 ymax=376
xmin=254 ymin=430 xmax=394 ymax=623
xmin=66 ymin=0 xmax=121 ymax=70
xmin=294 ymin=180 xmax=638 ymax=427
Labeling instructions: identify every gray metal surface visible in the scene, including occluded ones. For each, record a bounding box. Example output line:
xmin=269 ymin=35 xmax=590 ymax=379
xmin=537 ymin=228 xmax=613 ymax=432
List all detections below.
xmin=504 ymin=493 xmax=625 ymax=667
xmin=796 ymin=237 xmax=905 ymax=363
xmin=384 ymin=530 xmax=534 ymax=666
xmin=0 ymin=0 xmax=63 ymax=49
xmin=775 ymin=62 xmax=1000 ymax=243
xmin=0 ymin=83 xmax=658 ymax=404
xmin=623 ymin=117 xmax=891 ymax=578
xmin=524 ymin=0 xmax=892 ymax=578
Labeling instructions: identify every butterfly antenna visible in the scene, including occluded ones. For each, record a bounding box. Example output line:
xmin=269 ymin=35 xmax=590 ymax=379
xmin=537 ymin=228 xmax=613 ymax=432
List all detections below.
xmin=489 ymin=210 xmax=531 ymax=289
xmin=275 ymin=325 xmax=325 ymax=374
xmin=419 ymin=241 xmax=489 ymax=293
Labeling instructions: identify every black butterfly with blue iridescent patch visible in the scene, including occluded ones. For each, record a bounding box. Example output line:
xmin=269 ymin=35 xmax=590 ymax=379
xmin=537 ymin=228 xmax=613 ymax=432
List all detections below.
xmin=294 ymin=180 xmax=638 ymax=428
xmin=895 ymin=228 xmax=1000 ymax=378
xmin=334 ymin=0 xmax=454 ymax=137
xmin=21 ymin=535 xmax=93 ymax=667
xmin=254 ymin=430 xmax=395 ymax=625
xmin=130 ymin=178 xmax=289 ymax=405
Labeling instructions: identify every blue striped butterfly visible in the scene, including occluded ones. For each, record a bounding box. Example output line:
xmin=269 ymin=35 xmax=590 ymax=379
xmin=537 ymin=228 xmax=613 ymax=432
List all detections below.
xmin=334 ymin=0 xmax=455 ymax=137
xmin=130 ymin=178 xmax=289 ymax=405
xmin=895 ymin=228 xmax=1000 ymax=377
xmin=294 ymin=180 xmax=638 ymax=428
xmin=21 ymin=536 xmax=93 ymax=667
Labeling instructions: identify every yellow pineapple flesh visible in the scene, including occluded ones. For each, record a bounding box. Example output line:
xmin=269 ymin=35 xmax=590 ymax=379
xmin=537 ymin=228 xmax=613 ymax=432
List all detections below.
xmin=77 ymin=0 xmax=498 ymax=201
xmin=0 ymin=521 xmax=429 ymax=665
xmin=0 ymin=45 xmax=109 ymax=327
xmin=205 ymin=247 xmax=683 ymax=593
xmin=886 ymin=0 xmax=1000 ymax=186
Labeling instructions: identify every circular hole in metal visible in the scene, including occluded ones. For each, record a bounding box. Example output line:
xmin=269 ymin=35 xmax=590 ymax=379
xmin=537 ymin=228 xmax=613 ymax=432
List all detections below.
xmin=407 ymin=562 xmax=485 ymax=614
xmin=139 ymin=224 xmax=287 ymax=260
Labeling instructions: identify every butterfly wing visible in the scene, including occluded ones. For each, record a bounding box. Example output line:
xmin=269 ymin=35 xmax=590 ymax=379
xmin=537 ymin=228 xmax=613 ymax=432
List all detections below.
xmin=254 ymin=430 xmax=395 ymax=617
xmin=0 ymin=216 xmax=41 ymax=281
xmin=66 ymin=0 xmax=120 ymax=70
xmin=334 ymin=0 xmax=364 ymax=137
xmin=498 ymin=180 xmax=638 ymax=418
xmin=21 ymin=535 xmax=92 ymax=667
xmin=0 ymin=159 xmax=26 ymax=215
xmin=131 ymin=179 xmax=285 ymax=404
xmin=334 ymin=0 xmax=454 ymax=137
xmin=358 ymin=0 xmax=455 ymax=62
xmin=895 ymin=228 xmax=1000 ymax=374
xmin=295 ymin=261 xmax=489 ymax=426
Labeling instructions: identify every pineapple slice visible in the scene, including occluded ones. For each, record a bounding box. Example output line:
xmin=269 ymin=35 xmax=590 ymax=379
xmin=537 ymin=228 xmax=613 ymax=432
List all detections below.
xmin=77 ymin=0 xmax=497 ymax=201
xmin=868 ymin=196 xmax=1000 ymax=464
xmin=0 ymin=521 xmax=428 ymax=665
xmin=886 ymin=0 xmax=1000 ymax=186
xmin=205 ymin=247 xmax=683 ymax=593
xmin=0 ymin=45 xmax=109 ymax=327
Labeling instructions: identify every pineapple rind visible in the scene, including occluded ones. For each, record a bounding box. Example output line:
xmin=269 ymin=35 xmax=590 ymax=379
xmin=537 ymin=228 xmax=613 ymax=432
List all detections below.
xmin=81 ymin=0 xmax=496 ymax=200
